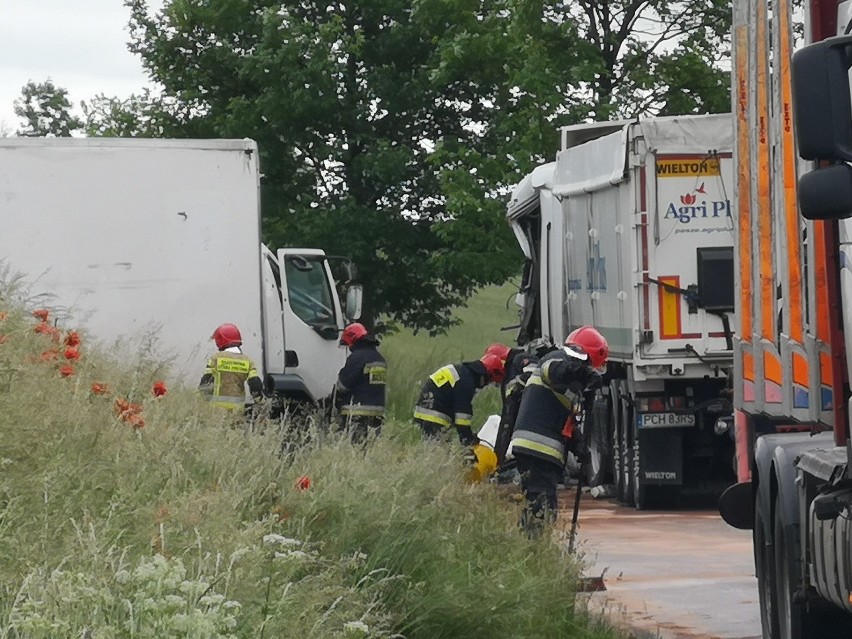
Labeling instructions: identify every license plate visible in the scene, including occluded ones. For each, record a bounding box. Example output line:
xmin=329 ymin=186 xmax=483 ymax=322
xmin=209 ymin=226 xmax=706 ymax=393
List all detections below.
xmin=638 ymin=412 xmax=695 ymax=428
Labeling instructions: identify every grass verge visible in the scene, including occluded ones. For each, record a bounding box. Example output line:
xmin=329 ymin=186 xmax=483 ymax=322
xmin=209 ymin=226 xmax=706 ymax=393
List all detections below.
xmin=0 ymin=291 xmax=622 ymax=639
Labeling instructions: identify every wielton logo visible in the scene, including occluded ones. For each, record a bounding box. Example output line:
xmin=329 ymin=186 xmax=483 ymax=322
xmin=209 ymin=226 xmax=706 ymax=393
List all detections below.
xmin=665 ymin=182 xmax=731 ymax=224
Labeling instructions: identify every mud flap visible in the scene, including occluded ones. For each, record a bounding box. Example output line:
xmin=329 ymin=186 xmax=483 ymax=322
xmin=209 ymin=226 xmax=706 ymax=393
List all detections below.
xmin=637 ymin=427 xmax=683 ymax=486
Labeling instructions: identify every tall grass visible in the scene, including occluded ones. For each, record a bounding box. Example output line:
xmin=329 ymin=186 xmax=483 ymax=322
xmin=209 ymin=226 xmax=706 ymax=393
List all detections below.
xmin=0 ymin=292 xmax=622 ymax=639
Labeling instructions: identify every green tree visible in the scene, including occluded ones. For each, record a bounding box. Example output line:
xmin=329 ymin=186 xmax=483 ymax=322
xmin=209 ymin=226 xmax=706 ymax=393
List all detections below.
xmin=82 ymin=89 xmax=189 ymax=137
xmin=563 ymin=0 xmax=731 ymax=118
xmin=14 ymin=79 xmax=83 ymax=137
xmin=123 ymin=0 xmax=730 ymax=333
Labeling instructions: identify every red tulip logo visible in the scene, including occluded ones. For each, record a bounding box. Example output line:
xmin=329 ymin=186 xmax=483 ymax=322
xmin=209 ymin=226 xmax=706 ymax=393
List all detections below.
xmin=680 ymin=193 xmax=697 ymax=205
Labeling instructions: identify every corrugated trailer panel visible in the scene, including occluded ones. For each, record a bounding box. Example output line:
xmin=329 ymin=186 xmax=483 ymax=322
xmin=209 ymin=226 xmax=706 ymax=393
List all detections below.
xmin=553 ymin=115 xmax=735 ymax=377
xmin=733 ymin=0 xmax=837 ymax=427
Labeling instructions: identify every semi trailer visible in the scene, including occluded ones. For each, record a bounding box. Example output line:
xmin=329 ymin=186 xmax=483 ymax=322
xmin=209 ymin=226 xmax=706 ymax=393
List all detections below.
xmin=507 ymin=113 xmax=737 ymax=509
xmin=718 ymin=0 xmax=852 ymax=636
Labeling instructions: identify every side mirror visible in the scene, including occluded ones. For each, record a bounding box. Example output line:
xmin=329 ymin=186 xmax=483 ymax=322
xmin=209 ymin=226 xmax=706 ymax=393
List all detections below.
xmin=345 ymin=284 xmax=363 ymax=321
xmin=792 ymin=35 xmax=852 ymax=220
xmin=798 ymin=163 xmax=852 ymax=219
xmin=792 ymin=34 xmax=852 ymax=161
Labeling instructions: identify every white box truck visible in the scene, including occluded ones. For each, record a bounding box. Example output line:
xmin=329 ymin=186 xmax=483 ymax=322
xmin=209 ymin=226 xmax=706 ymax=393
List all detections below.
xmin=507 ymin=114 xmax=737 ymax=508
xmin=0 ymin=138 xmax=361 ymax=405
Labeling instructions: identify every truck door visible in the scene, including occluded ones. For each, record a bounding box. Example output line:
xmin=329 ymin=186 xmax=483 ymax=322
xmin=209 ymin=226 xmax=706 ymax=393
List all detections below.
xmin=260 ymin=245 xmax=286 ymax=381
xmin=278 ymin=249 xmax=347 ymax=402
xmin=642 ymin=151 xmax=736 ymax=359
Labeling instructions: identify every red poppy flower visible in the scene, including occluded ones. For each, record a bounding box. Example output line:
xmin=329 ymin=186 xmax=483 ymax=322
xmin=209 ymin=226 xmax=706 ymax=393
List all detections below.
xmin=113 ymin=398 xmax=143 ymax=421
xmin=40 ymin=349 xmax=59 ymax=362
xmin=64 ymin=331 xmax=81 ymax=347
xmin=152 ymin=381 xmax=167 ymax=397
xmin=32 ymin=309 xmax=49 ymax=322
xmin=64 ymin=346 xmax=80 ymax=361
xmin=126 ymin=413 xmax=145 ymax=429
xmin=91 ymin=382 xmax=109 ymax=396
xmin=59 ymin=364 xmax=74 ymax=377
xmin=0 ymin=335 xmax=7 ymax=345
xmin=295 ymin=475 xmax=311 ymax=491
xmin=34 ymin=322 xmax=51 ymax=335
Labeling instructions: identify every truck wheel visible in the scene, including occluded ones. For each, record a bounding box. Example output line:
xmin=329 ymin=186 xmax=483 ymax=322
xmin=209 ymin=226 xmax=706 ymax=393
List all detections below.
xmin=631 ymin=415 xmax=649 ymax=510
xmin=774 ymin=493 xmax=810 ymax=639
xmin=621 ymin=393 xmax=635 ymax=507
xmin=585 ymin=396 xmax=612 ymax=488
xmin=755 ymin=489 xmax=778 ymax=638
xmin=611 ymin=382 xmax=625 ymax=502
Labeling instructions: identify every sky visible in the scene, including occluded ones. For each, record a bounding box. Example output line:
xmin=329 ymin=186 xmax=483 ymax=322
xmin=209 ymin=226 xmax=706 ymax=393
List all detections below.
xmin=0 ymin=0 xmax=164 ymax=132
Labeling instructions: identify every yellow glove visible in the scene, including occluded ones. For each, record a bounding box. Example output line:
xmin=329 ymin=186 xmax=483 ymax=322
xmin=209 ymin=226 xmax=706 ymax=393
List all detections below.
xmin=465 ymin=443 xmax=498 ymax=484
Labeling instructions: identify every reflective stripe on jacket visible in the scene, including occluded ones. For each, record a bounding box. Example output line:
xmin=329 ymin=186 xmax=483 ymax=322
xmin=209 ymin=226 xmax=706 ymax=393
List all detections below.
xmin=336 ymin=342 xmax=387 ymax=418
xmin=413 ymin=361 xmax=484 ymax=429
xmin=201 ymin=350 xmax=260 ymax=410
xmin=510 ymin=350 xmax=584 ymax=467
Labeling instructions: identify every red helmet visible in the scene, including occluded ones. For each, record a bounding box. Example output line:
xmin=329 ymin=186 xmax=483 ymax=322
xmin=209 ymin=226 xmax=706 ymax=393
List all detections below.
xmin=340 ymin=322 xmax=368 ymax=347
xmin=212 ymin=323 xmax=242 ymax=349
xmin=565 ymin=326 xmax=608 ymax=372
xmin=484 ymin=343 xmax=511 ymax=363
xmin=480 ymin=353 xmax=506 ymax=383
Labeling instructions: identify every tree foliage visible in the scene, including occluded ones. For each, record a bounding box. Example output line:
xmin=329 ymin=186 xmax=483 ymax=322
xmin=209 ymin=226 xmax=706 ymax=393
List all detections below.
xmin=13 ymin=1 xmax=730 ymax=333
xmin=14 ymin=79 xmax=83 ymax=137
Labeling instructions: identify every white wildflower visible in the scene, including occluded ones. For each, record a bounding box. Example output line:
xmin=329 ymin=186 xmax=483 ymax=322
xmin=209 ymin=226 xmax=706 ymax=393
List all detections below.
xmin=164 ymin=594 xmax=186 ymax=608
xmin=263 ymin=533 xmax=301 ymax=547
xmin=344 ymin=620 xmax=370 ymax=635
xmin=199 ymin=593 xmax=226 ymax=607
xmin=274 ymin=549 xmax=311 ymax=561
xmin=114 ymin=569 xmax=131 ymax=584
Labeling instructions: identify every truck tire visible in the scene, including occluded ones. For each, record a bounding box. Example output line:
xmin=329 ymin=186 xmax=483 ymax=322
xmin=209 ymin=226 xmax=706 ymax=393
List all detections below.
xmin=611 ymin=381 xmax=625 ymax=502
xmin=621 ymin=392 xmax=635 ymax=507
xmin=755 ymin=488 xmax=779 ymax=639
xmin=585 ymin=396 xmax=612 ymax=488
xmin=774 ymin=493 xmax=809 ymax=639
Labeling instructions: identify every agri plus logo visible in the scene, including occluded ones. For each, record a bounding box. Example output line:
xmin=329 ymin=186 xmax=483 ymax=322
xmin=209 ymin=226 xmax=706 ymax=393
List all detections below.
xmin=664 ymin=182 xmax=731 ymax=224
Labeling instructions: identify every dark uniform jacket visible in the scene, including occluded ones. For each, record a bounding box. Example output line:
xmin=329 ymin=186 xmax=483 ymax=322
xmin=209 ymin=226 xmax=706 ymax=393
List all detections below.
xmin=510 ymin=349 xmax=598 ymax=468
xmin=495 ymin=351 xmax=539 ymax=464
xmin=413 ymin=360 xmax=487 ymax=439
xmin=336 ymin=340 xmax=387 ymax=418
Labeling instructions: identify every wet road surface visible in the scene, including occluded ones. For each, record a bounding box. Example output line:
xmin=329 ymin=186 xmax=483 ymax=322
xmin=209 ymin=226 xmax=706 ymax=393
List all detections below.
xmin=561 ymin=489 xmax=762 ymax=639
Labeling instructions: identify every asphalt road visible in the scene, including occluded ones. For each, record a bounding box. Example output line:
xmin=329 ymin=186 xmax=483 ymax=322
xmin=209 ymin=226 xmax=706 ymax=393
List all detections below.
xmin=562 ymin=489 xmax=762 ymax=639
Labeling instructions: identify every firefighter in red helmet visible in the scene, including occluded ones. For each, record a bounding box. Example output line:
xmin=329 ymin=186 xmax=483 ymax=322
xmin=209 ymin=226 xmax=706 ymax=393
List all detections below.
xmin=510 ymin=326 xmax=608 ymax=537
xmin=413 ymin=350 xmax=506 ymax=446
xmin=200 ymin=323 xmax=264 ymax=410
xmin=335 ymin=322 xmax=387 ymax=443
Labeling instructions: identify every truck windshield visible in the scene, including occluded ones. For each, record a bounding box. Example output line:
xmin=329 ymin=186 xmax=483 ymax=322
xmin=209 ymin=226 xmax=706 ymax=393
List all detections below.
xmin=284 ymin=256 xmax=337 ymax=327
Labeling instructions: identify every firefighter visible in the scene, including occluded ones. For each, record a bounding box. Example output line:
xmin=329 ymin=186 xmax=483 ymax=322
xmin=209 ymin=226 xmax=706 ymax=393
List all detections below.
xmin=200 ymin=323 xmax=264 ymax=411
xmin=413 ymin=352 xmax=506 ymax=446
xmin=493 ymin=338 xmax=557 ymax=468
xmin=335 ymin=322 xmax=387 ymax=443
xmin=510 ymin=326 xmax=608 ymax=537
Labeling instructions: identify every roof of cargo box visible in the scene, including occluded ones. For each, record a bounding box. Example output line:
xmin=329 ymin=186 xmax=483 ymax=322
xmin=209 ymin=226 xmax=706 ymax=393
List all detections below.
xmin=0 ymin=138 xmax=259 ymax=153
xmin=506 ymin=162 xmax=556 ymax=221
xmin=552 ymin=113 xmax=733 ymax=197
xmin=559 ymin=119 xmax=635 ymax=151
